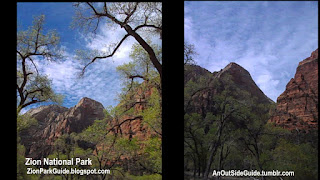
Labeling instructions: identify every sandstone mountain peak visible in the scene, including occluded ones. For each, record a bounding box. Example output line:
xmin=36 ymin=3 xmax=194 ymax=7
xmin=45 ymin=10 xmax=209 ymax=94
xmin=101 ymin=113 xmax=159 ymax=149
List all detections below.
xmin=184 ymin=62 xmax=273 ymax=116
xmin=215 ymin=62 xmax=273 ymax=104
xmin=225 ymin=62 xmax=244 ymax=69
xmin=78 ymin=97 xmax=101 ymax=105
xmin=20 ymin=97 xmax=105 ymax=159
xmin=216 ymin=62 xmax=250 ymax=78
xmin=75 ymin=97 xmax=105 ymax=112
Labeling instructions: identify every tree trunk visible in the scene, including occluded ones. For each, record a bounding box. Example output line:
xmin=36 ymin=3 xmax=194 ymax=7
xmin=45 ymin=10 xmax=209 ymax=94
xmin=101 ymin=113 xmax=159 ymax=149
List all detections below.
xmin=203 ymin=117 xmax=225 ymax=180
xmin=123 ymin=24 xmax=162 ymax=78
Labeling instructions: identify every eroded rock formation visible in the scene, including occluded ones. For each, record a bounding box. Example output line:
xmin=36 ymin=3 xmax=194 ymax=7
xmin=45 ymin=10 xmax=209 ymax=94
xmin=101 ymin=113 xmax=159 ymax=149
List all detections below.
xmin=185 ymin=62 xmax=273 ymax=117
xmin=269 ymin=49 xmax=318 ymax=131
xmin=20 ymin=97 xmax=105 ymax=159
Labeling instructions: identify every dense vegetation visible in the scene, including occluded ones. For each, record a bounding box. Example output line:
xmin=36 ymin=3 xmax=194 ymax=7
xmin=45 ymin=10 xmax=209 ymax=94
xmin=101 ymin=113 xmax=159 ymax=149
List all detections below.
xmin=17 ymin=2 xmax=162 ymax=180
xmin=184 ymin=42 xmax=318 ymax=180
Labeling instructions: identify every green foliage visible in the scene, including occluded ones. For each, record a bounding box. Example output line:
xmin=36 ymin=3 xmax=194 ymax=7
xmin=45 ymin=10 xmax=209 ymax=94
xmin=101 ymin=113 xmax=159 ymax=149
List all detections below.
xmin=270 ymin=138 xmax=318 ymax=180
xmin=129 ymin=41 xmax=162 ymax=72
xmin=79 ymin=119 xmax=109 ymax=143
xmin=115 ymin=41 xmax=161 ymax=126
xmin=17 ymin=111 xmax=40 ymax=180
xmin=17 ymin=143 xmax=28 ymax=180
xmin=184 ymin=74 xmax=212 ymax=112
xmin=184 ymin=68 xmax=318 ymax=179
xmin=17 ymin=14 xmax=64 ymax=112
xmin=17 ymin=15 xmax=61 ymax=58
xmin=116 ymin=40 xmax=161 ymax=90
xmin=140 ymin=87 xmax=161 ymax=135
xmin=140 ymin=137 xmax=162 ymax=173
xmin=17 ymin=113 xmax=38 ymax=133
xmin=117 ymin=137 xmax=140 ymax=156
xmin=18 ymin=5 xmax=163 ymax=180
xmin=45 ymin=133 xmax=94 ymax=180
xmin=17 ymin=73 xmax=64 ymax=108
xmin=17 ymin=136 xmax=40 ymax=180
xmin=114 ymin=39 xmax=162 ymax=177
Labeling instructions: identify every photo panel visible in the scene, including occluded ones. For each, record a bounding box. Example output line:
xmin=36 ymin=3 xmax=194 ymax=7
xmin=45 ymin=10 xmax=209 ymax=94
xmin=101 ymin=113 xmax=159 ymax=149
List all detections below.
xmin=184 ymin=1 xmax=318 ymax=179
xmin=17 ymin=2 xmax=167 ymax=179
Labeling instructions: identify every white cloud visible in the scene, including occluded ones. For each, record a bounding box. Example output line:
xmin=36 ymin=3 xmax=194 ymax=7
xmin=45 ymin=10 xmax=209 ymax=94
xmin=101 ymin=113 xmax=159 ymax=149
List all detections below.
xmin=256 ymin=73 xmax=280 ymax=101
xmin=82 ymin=21 xmax=136 ymax=67
xmin=18 ymin=2 xmax=162 ymax=114
xmin=28 ymin=48 xmax=122 ymax=110
xmin=185 ymin=1 xmax=318 ymax=101
xmin=39 ymin=14 xmax=160 ymax=111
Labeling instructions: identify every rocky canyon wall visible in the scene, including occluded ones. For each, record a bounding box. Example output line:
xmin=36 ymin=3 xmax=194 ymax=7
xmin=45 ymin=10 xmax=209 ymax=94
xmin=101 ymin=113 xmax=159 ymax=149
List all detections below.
xmin=269 ymin=49 xmax=318 ymax=132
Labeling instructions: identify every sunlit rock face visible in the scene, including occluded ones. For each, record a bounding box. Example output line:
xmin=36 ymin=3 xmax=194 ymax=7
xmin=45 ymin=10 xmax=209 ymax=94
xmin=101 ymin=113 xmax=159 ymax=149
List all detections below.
xmin=269 ymin=49 xmax=318 ymax=132
xmin=20 ymin=97 xmax=105 ymax=159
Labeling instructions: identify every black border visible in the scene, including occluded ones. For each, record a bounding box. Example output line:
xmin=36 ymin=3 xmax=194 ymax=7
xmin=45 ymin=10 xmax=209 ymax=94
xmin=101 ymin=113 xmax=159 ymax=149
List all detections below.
xmin=14 ymin=1 xmax=186 ymax=179
xmin=162 ymin=0 xmax=184 ymax=179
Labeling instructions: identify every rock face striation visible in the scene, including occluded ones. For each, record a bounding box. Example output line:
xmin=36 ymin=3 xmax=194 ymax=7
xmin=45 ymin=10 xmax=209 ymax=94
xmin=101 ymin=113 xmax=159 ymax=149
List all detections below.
xmin=109 ymin=83 xmax=158 ymax=142
xmin=269 ymin=49 xmax=318 ymax=131
xmin=20 ymin=97 xmax=105 ymax=159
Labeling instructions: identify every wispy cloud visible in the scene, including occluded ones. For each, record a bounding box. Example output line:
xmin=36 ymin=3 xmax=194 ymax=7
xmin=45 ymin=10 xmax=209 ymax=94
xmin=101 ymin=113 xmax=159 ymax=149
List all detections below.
xmin=81 ymin=22 xmax=136 ymax=67
xmin=185 ymin=1 xmax=318 ymax=101
xmin=30 ymin=50 xmax=122 ymax=110
xmin=19 ymin=26 xmax=128 ymax=113
xmin=18 ymin=3 xmax=156 ymax=113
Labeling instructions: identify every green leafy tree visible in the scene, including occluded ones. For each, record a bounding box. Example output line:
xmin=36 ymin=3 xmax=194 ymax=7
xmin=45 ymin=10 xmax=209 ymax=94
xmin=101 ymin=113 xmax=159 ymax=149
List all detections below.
xmin=17 ymin=15 xmax=64 ymax=179
xmin=203 ymin=89 xmax=240 ymax=179
xmin=78 ymin=117 xmax=118 ymax=180
xmin=115 ymin=41 xmax=162 ymax=176
xmin=17 ymin=15 xmax=64 ymax=113
xmin=72 ymin=2 xmax=162 ymax=78
xmin=76 ymin=110 xmax=144 ymax=179
xmin=17 ymin=137 xmax=40 ymax=180
xmin=235 ymin=104 xmax=275 ymax=172
xmin=72 ymin=6 xmax=163 ymax=176
xmin=117 ymin=41 xmax=161 ymax=98
xmin=17 ymin=113 xmax=39 ymax=180
xmin=184 ymin=113 xmax=208 ymax=177
xmin=45 ymin=133 xmax=93 ymax=180
xmin=270 ymin=138 xmax=318 ymax=180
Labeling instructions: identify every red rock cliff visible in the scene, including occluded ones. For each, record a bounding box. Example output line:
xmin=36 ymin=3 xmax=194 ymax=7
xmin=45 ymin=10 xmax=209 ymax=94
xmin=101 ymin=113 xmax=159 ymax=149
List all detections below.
xmin=269 ymin=49 xmax=318 ymax=131
xmin=20 ymin=97 xmax=105 ymax=159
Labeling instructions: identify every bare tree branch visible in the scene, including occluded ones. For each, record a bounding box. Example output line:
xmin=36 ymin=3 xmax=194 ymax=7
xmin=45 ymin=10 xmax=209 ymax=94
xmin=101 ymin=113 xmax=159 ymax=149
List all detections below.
xmin=106 ymin=116 xmax=143 ymax=135
xmin=27 ymin=56 xmax=39 ymax=75
xmin=78 ymin=2 xmax=162 ymax=78
xmin=123 ymin=2 xmax=139 ymax=25
xmin=133 ymin=24 xmax=162 ymax=32
xmin=80 ymin=33 xmax=130 ymax=76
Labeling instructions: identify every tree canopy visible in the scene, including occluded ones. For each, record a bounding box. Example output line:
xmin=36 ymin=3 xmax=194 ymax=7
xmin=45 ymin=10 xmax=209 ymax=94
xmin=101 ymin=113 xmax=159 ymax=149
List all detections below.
xmin=17 ymin=15 xmax=64 ymax=112
xmin=72 ymin=2 xmax=162 ymax=78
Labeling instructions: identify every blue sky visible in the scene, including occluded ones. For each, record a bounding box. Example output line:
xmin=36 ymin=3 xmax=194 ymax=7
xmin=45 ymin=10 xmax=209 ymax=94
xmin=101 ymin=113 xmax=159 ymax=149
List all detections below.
xmin=185 ymin=1 xmax=318 ymax=102
xmin=17 ymin=2 xmax=140 ymax=113
xmin=17 ymin=3 xmax=81 ymax=52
